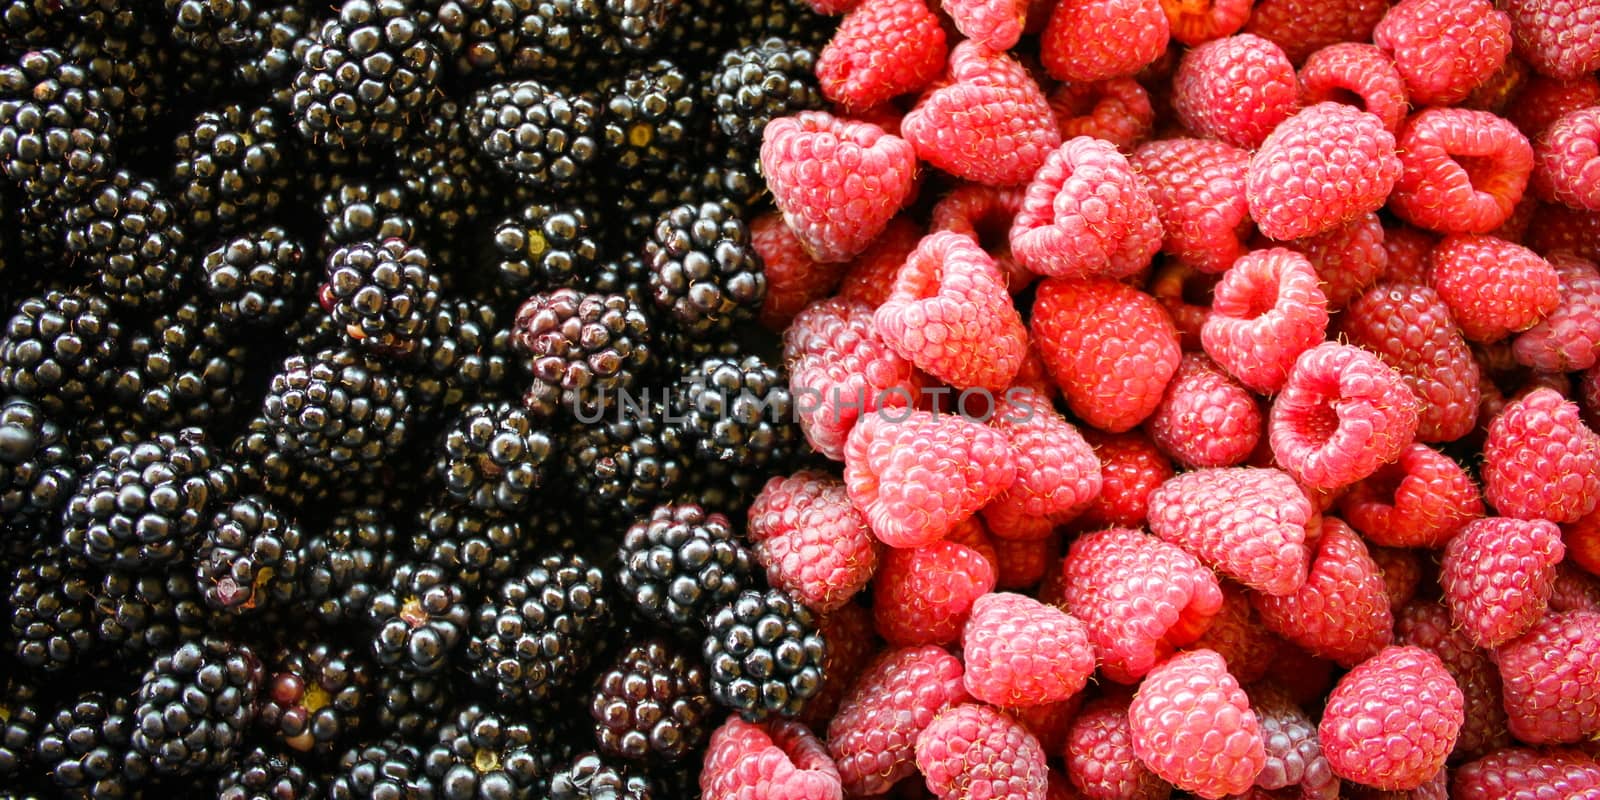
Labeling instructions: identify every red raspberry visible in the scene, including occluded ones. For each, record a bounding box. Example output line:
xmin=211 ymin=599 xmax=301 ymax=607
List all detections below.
xmin=930 ymin=183 xmax=1032 ymax=295
xmin=1247 ymin=104 xmax=1400 ymax=242
xmin=1394 ymin=599 xmax=1513 ymax=762
xmin=1147 ymin=467 xmax=1311 ymax=596
xmin=1251 ymin=518 xmax=1394 ymax=667
xmin=752 ymin=211 xmax=847 ymax=332
xmin=1147 ymin=352 xmax=1262 ymax=469
xmin=1551 ymin=561 xmax=1600 ymax=614
xmin=1242 ymin=0 xmax=1388 ymax=66
xmin=1389 ymin=109 xmax=1535 ymax=235
xmin=1147 ymin=261 xmax=1216 ymax=350
xmin=1298 ymin=43 xmax=1408 ymax=135
xmin=961 ymin=592 xmax=1095 ymax=707
xmin=747 ymin=470 xmax=879 ymax=614
xmin=1243 ymin=682 xmax=1340 ymax=799
xmin=1158 ymin=0 xmax=1250 ymax=45
xmin=1506 ymin=74 xmax=1600 ymax=141
xmin=1441 ymin=517 xmax=1565 ymax=647
xmin=1010 ymin=339 xmax=1059 ymax=403
xmin=1380 ymin=222 xmax=1439 ymax=284
xmin=838 ymin=215 xmax=922 ymax=309
xmin=1319 ymin=646 xmax=1464 ymax=791
xmin=1269 ymin=342 xmax=1420 ymax=489
xmin=1526 ymin=202 xmax=1600 ymax=262
xmin=1267 ymin=214 xmax=1383 ymax=313
xmin=1130 ymin=138 xmax=1251 ymax=274
xmin=1532 ymin=108 xmax=1600 ymax=212
xmin=1172 ymin=34 xmax=1299 ymax=150
xmin=1039 ymin=0 xmax=1169 ymax=83
xmin=1063 ymin=690 xmax=1171 ymax=800
xmin=872 ymin=539 xmax=997 ymax=647
xmin=940 ymin=0 xmax=1025 ymax=50
xmin=1569 ymin=506 xmax=1600 ymax=577
xmin=1031 ymin=278 xmax=1181 ymax=434
xmin=1076 ymin=429 xmax=1173 ymax=529
xmin=1127 ymin=648 xmax=1266 ymax=799
xmin=1460 ymin=51 xmax=1533 ymax=115
xmin=701 ymin=715 xmax=844 ymax=800
xmin=1372 ymin=0 xmax=1513 ymax=107
xmin=1060 ymin=527 xmax=1224 ymax=683
xmin=1005 ymin=695 xmax=1080 ymax=757
xmin=785 ymin=298 xmax=926 ymax=461
xmin=761 ymin=112 xmax=918 ymax=263
xmin=989 ymin=535 xmax=1060 ymax=589
xmin=1188 ymin=581 xmax=1281 ymax=685
xmin=827 ymin=645 xmax=971 ymax=796
xmin=916 ymin=703 xmax=1050 ymax=800
xmin=799 ymin=601 xmax=880 ymax=727
xmin=816 ymin=0 xmax=946 ymax=112
xmin=1338 ymin=442 xmax=1486 ymax=548
xmin=982 ymin=389 xmax=1101 ymax=536
xmin=1482 ymin=386 xmax=1600 ymax=523
xmin=1009 ymin=138 xmax=1162 ymax=280
xmin=1452 ymin=746 xmax=1600 ymax=799
xmin=1372 ymin=545 xmax=1426 ymax=611
xmin=1048 ymin=79 xmax=1155 ymax=153
xmin=1494 ymin=610 xmax=1600 ymax=744
xmin=1200 ymin=248 xmax=1329 ymax=395
xmin=1501 ymin=0 xmax=1600 ymax=79
xmin=902 ymin=42 xmax=1061 ymax=188
xmin=1514 ymin=253 xmax=1600 ymax=372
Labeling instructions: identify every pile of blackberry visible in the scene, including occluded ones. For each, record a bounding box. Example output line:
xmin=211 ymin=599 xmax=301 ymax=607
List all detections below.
xmin=0 ymin=0 xmax=834 ymax=793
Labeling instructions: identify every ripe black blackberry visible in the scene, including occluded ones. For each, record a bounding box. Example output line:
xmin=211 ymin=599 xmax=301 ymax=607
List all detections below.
xmin=0 ymin=49 xmax=118 ymax=205
xmin=371 ymin=670 xmax=454 ymax=740
xmin=702 ymin=588 xmax=826 ymax=721
xmin=101 ymin=301 xmax=250 ymax=432
xmin=91 ymin=570 xmax=213 ymax=660
xmin=170 ymin=103 xmax=291 ymax=237
xmin=0 ymin=676 xmax=43 ymax=780
xmin=300 ymin=506 xmax=401 ymax=626
xmin=559 ymin=408 xmax=688 ymax=524
xmin=0 ymin=0 xmax=137 ymax=48
xmin=511 ymin=288 xmax=654 ymax=420
xmin=0 ymin=396 xmax=76 ymax=524
xmin=671 ymin=354 xmax=800 ymax=473
xmin=163 ymin=0 xmax=255 ymax=54
xmin=195 ymin=494 xmax=304 ymax=615
xmin=64 ymin=26 xmax=172 ymax=144
xmin=599 ymin=60 xmax=701 ymax=177
xmin=63 ymin=170 xmax=186 ymax=311
xmin=434 ymin=0 xmax=608 ymax=77
xmin=228 ymin=415 xmax=367 ymax=513
xmin=706 ymin=38 xmax=823 ymax=151
xmin=432 ymin=401 xmax=557 ymax=515
xmin=0 ymin=289 xmax=122 ymax=416
xmin=465 ymin=552 xmax=612 ymax=705
xmin=368 ymin=561 xmax=470 ymax=676
xmin=599 ymin=0 xmax=681 ymax=56
xmin=261 ymin=347 xmax=413 ymax=476
xmin=490 ymin=200 xmax=603 ymax=296
xmin=217 ymin=747 xmax=321 ymax=800
xmin=290 ymin=0 xmax=443 ymax=149
xmin=231 ymin=2 xmax=311 ymax=88
xmin=200 ymin=226 xmax=311 ymax=330
xmin=407 ymin=298 xmax=516 ymax=419
xmin=327 ymin=738 xmax=430 ymax=800
xmin=35 ymin=689 xmax=148 ymax=798
xmin=397 ymin=101 xmax=490 ymax=240
xmin=548 ymin=751 xmax=655 ymax=800
xmin=322 ymin=238 xmax=444 ymax=356
xmin=736 ymin=0 xmax=836 ymax=48
xmin=588 ymin=636 xmax=714 ymax=763
xmin=644 ymin=201 xmax=766 ymax=341
xmin=422 ymin=706 xmax=546 ymax=800
xmin=8 ymin=543 xmax=99 ymax=673
xmin=130 ymin=636 xmax=264 ymax=777
xmin=616 ymin=503 xmax=753 ymax=630
xmin=467 ymin=79 xmax=602 ymax=192
xmin=693 ymin=137 xmax=767 ymax=211
xmin=584 ymin=252 xmax=652 ymax=311
xmin=319 ymin=181 xmax=419 ymax=253
xmin=412 ymin=502 xmax=529 ymax=592
xmin=257 ymin=639 xmax=371 ymax=756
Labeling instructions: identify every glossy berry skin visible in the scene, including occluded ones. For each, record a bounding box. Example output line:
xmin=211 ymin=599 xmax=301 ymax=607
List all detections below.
xmin=1482 ymin=387 xmax=1600 ymax=524
xmin=915 ymin=703 xmax=1049 ymax=800
xmin=1494 ymin=610 xmax=1600 ymax=745
xmin=1172 ymin=33 xmax=1300 ymax=149
xmin=784 ymin=298 xmax=925 ymax=460
xmin=746 ymin=470 xmax=878 ymax=614
xmin=1247 ymin=103 xmax=1401 ymax=241
xmin=1533 ymin=107 xmax=1600 ymax=211
xmin=1390 ymin=108 xmax=1534 ymax=234
xmin=816 ymin=0 xmax=946 ymax=112
xmin=1501 ymin=0 xmax=1600 ymax=79
xmin=1127 ymin=648 xmax=1266 ymax=799
xmin=131 ymin=637 xmax=264 ymax=777
xmin=1147 ymin=352 xmax=1262 ymax=469
xmin=1441 ymin=517 xmax=1565 ymax=648
xmin=826 ymin=645 xmax=971 ymax=797
xmin=368 ymin=562 xmax=468 ymax=676
xmin=1318 ymin=646 xmax=1464 ymax=791
xmin=1372 ymin=0 xmax=1512 ymax=106
xmin=1063 ymin=692 xmax=1169 ymax=800
xmin=1031 ymin=278 xmax=1181 ymax=434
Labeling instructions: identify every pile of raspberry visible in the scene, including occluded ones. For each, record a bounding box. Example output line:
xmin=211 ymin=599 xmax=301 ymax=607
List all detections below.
xmin=701 ymin=0 xmax=1600 ymax=796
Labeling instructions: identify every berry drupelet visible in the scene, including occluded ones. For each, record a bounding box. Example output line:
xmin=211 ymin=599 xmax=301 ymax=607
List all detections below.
xmin=407 ymin=298 xmax=517 ymax=419
xmin=90 ymin=569 xmax=214 ymax=661
xmin=200 ymin=226 xmax=310 ymax=330
xmin=170 ymin=103 xmax=291 ymax=237
xmin=411 ymin=501 xmax=531 ymax=591
xmin=257 ymin=639 xmax=371 ymax=756
xmin=702 ymin=587 xmax=827 ymax=720
xmin=467 ymin=79 xmax=602 ymax=191
xmin=617 ymin=503 xmax=754 ymax=630
xmin=290 ymin=0 xmax=443 ymax=150
xmin=101 ymin=300 xmax=250 ymax=432
xmin=261 ymin=347 xmax=412 ymax=477
xmin=130 ymin=636 xmax=264 ymax=777
xmin=322 ymin=237 xmax=444 ymax=356
xmin=8 ymin=543 xmax=99 ymax=673
xmin=423 ymin=705 xmax=547 ymax=800
xmin=559 ymin=408 xmax=689 ymax=524
xmin=319 ymin=181 xmax=419 ymax=254
xmin=548 ymin=750 xmax=657 ymax=800
xmin=368 ymin=561 xmax=471 ymax=676
xmin=589 ymin=635 xmax=716 ymax=763
xmin=434 ymin=0 xmax=609 ymax=77
xmin=371 ymin=670 xmax=455 ymax=741
xmin=644 ymin=200 xmax=767 ymax=341
xmin=465 ymin=551 xmax=613 ymax=706
xmin=328 ymin=738 xmax=432 ymax=800
xmin=512 ymin=288 xmax=655 ymax=420
xmin=34 ymin=690 xmax=146 ymax=798
xmin=195 ymin=494 xmax=304 ymax=615
xmin=490 ymin=199 xmax=603 ymax=296
xmin=0 ymin=676 xmax=43 ymax=781
xmin=216 ymin=747 xmax=322 ymax=800
xmin=599 ymin=59 xmax=702 ymax=177
xmin=705 ymin=38 xmax=823 ymax=151
xmin=63 ymin=169 xmax=186 ymax=311
xmin=0 ymin=289 xmax=122 ymax=416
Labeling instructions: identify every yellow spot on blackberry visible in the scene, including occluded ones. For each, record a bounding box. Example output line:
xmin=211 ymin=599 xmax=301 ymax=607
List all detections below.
xmin=302 ymin=681 xmax=331 ymax=714
xmin=526 ymin=231 xmax=548 ymax=258
xmin=400 ymin=596 xmax=428 ymax=628
xmin=628 ymin=123 xmax=654 ymax=148
xmin=474 ymin=748 xmax=501 ymax=773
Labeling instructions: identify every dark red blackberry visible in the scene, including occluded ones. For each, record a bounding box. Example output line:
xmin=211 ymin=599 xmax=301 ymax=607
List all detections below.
xmin=62 ymin=170 xmax=186 ymax=311
xmin=130 ymin=636 xmax=264 ymax=777
xmin=290 ymin=0 xmax=443 ymax=150
xmin=465 ymin=552 xmax=612 ymax=705
xmin=406 ymin=298 xmax=517 ymax=419
xmin=35 ymin=690 xmax=148 ymax=798
xmin=434 ymin=0 xmax=608 ymax=77
xmin=90 ymin=570 xmax=213 ymax=659
xmin=412 ymin=502 xmax=529 ymax=592
xmin=616 ymin=503 xmax=753 ymax=630
xmin=702 ymin=587 xmax=826 ymax=720
xmin=261 ymin=347 xmax=413 ymax=477
xmin=548 ymin=751 xmax=655 ymax=800
xmin=200 ymin=226 xmax=311 ymax=330
xmin=8 ymin=543 xmax=99 ymax=673
xmin=671 ymin=354 xmax=800 ymax=476
xmin=371 ymin=670 xmax=454 ymax=740
xmin=599 ymin=0 xmax=682 ymax=56
xmin=368 ymin=561 xmax=470 ymax=676
xmin=257 ymin=639 xmax=371 ymax=756
xmin=432 ymin=401 xmax=557 ymax=515
xmin=321 ymin=238 xmax=444 ymax=356
xmin=396 ymin=100 xmax=491 ymax=240
xmin=644 ymin=200 xmax=766 ymax=341
xmin=599 ymin=59 xmax=701 ymax=177
xmin=0 ymin=49 xmax=118 ymax=205
xmin=328 ymin=738 xmax=432 ymax=800
xmin=300 ymin=506 xmax=401 ymax=626
xmin=511 ymin=288 xmax=655 ymax=420
xmin=467 ymin=79 xmax=602 ymax=191
xmin=0 ymin=396 xmax=76 ymax=524
xmin=0 ymin=676 xmax=43 ymax=780
xmin=490 ymin=200 xmax=603 ymax=295
xmin=216 ymin=747 xmax=320 ymax=800
xmin=588 ymin=636 xmax=714 ymax=763
xmin=422 ymin=705 xmax=546 ymax=800
xmin=169 ymin=102 xmax=291 ymax=237
xmin=0 ymin=289 xmax=122 ymax=416
xmin=705 ymin=38 xmax=822 ymax=151
xmin=101 ymin=301 xmax=249 ymax=432
xmin=195 ymin=494 xmax=304 ymax=615
xmin=559 ymin=408 xmax=688 ymax=523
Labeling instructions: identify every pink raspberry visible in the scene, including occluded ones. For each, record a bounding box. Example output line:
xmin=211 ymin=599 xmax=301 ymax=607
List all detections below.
xmin=1452 ymin=746 xmax=1600 ymax=799
xmin=902 ymin=42 xmax=1061 ymax=188
xmin=1280 ymin=212 xmax=1388 ymax=311
xmin=1048 ymin=79 xmax=1155 ymax=153
xmin=752 ymin=211 xmax=847 ymax=332
xmin=1338 ymin=442 xmax=1486 ymax=548
xmin=1129 ymin=137 xmax=1252 ymax=274
xmin=940 ymin=0 xmax=1025 ymax=50
xmin=1441 ymin=517 xmax=1565 ymax=647
xmin=1532 ymin=107 xmax=1600 ymax=212
xmin=1242 ymin=0 xmax=1388 ymax=65
xmin=701 ymin=715 xmax=844 ymax=800
xmin=1319 ymin=646 xmax=1464 ymax=791
xmin=1482 ymin=386 xmax=1600 ymax=523
xmin=1252 ymin=518 xmax=1394 ymax=667
xmin=1147 ymin=467 xmax=1311 ymax=596
xmin=1127 ymin=649 xmax=1266 ymax=799
xmin=872 ymin=540 xmax=997 ymax=647
xmin=1147 ymin=352 xmax=1262 ymax=469
xmin=1031 ymin=278 xmax=1181 ymax=434
xmin=1268 ymin=342 xmax=1421 ymax=489
xmin=1381 ymin=222 xmax=1440 ymax=285
xmin=1494 ymin=610 xmax=1600 ymax=744
xmin=1372 ymin=0 xmax=1513 ymax=107
xmin=1060 ymin=527 xmax=1224 ymax=683
xmin=1244 ymin=682 xmax=1340 ymax=799
xmin=1506 ymin=74 xmax=1600 ymax=141
xmin=930 ymin=183 xmax=1032 ymax=295
xmin=1159 ymin=0 xmax=1250 ymax=45
xmin=826 ymin=645 xmax=971 ymax=796
xmin=1188 ymin=581 xmax=1280 ymax=685
xmin=761 ymin=112 xmax=918 ymax=263
xmin=1063 ymin=690 xmax=1171 ymax=800
xmin=1039 ymin=0 xmax=1169 ymax=83
xmin=1172 ymin=34 xmax=1299 ymax=150
xmin=816 ymin=0 xmax=946 ymax=112
xmin=1501 ymin=0 xmax=1600 ymax=79
xmin=1389 ymin=109 xmax=1535 ymax=235
xmin=746 ymin=470 xmax=879 ymax=614
xmin=838 ymin=216 xmax=922 ymax=308
xmin=916 ymin=703 xmax=1050 ymax=800
xmin=784 ymin=298 xmax=925 ymax=461
xmin=1246 ymin=103 xmax=1400 ymax=242
xmin=961 ymin=592 xmax=1095 ymax=707
xmin=989 ymin=535 xmax=1060 ymax=590
xmin=1394 ymin=600 xmax=1513 ymax=763
xmin=1077 ymin=429 xmax=1174 ymax=529
xmin=1298 ymin=43 xmax=1408 ymax=135
xmin=1200 ymin=248 xmax=1330 ymax=395
xmin=1568 ymin=510 xmax=1600 ymax=580
xmin=1551 ymin=562 xmax=1600 ymax=614
xmin=1009 ymin=138 xmax=1162 ymax=280
xmin=1513 ymin=253 xmax=1600 ymax=372
xmin=982 ymin=389 xmax=1102 ymax=536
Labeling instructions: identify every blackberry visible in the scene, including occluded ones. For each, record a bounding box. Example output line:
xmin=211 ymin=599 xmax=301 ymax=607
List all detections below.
xmin=101 ymin=301 xmax=250 ymax=432
xmin=371 ymin=670 xmax=454 ymax=740
xmin=228 ymin=415 xmax=364 ymax=512
xmin=465 ymin=552 xmax=612 ymax=706
xmin=616 ymin=503 xmax=753 ymax=630
xmin=0 ymin=676 xmax=42 ymax=780
xmin=322 ymin=238 xmax=444 ymax=356
xmin=654 ymin=326 xmax=742 ymax=388
xmin=422 ymin=705 xmax=545 ymax=800
xmin=63 ymin=26 xmax=172 ymax=144
xmin=328 ymin=739 xmax=432 ymax=800
xmin=0 ymin=396 xmax=76 ymax=523
xmin=644 ymin=201 xmax=766 ymax=341
xmin=588 ymin=636 xmax=714 ymax=763
xmin=559 ymin=407 xmax=688 ymax=523
xmin=195 ymin=494 xmax=304 ymax=615
xmin=467 ymin=79 xmax=602 ymax=192
xmin=170 ymin=103 xmax=291 ymax=237
xmin=512 ymin=288 xmax=654 ymax=420
xmin=736 ymin=0 xmax=835 ymax=48
xmin=163 ymin=0 xmax=255 ymax=54
xmin=397 ymin=100 xmax=490 ymax=240
xmin=35 ymin=690 xmax=148 ymax=798
xmin=257 ymin=640 xmax=371 ymax=755
xmin=232 ymin=2 xmax=311 ymax=89
xmin=585 ymin=252 xmax=652 ymax=310
xmin=599 ymin=0 xmax=682 ymax=56
xmin=671 ymin=354 xmax=800 ymax=473
xmin=261 ymin=347 xmax=413 ymax=476
xmin=8 ymin=543 xmax=99 ymax=672
xmin=705 ymin=38 xmax=823 ymax=151
xmin=490 ymin=200 xmax=603 ymax=295
xmin=0 ymin=49 xmax=118 ymax=205
xmin=130 ymin=636 xmax=264 ymax=777
xmin=216 ymin=747 xmax=321 ymax=800
xmin=0 ymin=289 xmax=122 ymax=416
xmin=301 ymin=506 xmax=401 ymax=626
xmin=62 ymin=170 xmax=186 ymax=311
xmin=548 ymin=751 xmax=655 ymax=800
xmin=412 ymin=502 xmax=530 ymax=591
xmin=702 ymin=588 xmax=826 ymax=721
xmin=434 ymin=0 xmax=607 ymax=77
xmin=368 ymin=561 xmax=470 ymax=676
xmin=599 ymin=60 xmax=701 ymax=177
xmin=290 ymin=0 xmax=443 ymax=150
xmin=407 ymin=298 xmax=516 ymax=418
xmin=0 ymin=0 xmax=137 ymax=48
xmin=432 ymin=401 xmax=557 ymax=515
xmin=200 ymin=226 xmax=312 ymax=330
xmin=91 ymin=570 xmax=213 ymax=659
xmin=692 ymin=137 xmax=766 ymax=211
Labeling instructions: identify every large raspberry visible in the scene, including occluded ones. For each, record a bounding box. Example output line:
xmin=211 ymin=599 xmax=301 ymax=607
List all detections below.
xmin=827 ymin=645 xmax=971 ymax=796
xmin=1242 ymin=0 xmax=1388 ymax=65
xmin=1063 ymin=690 xmax=1170 ymax=800
xmin=746 ymin=470 xmax=879 ymax=614
xmin=784 ymin=298 xmax=925 ymax=461
xmin=1252 ymin=518 xmax=1394 ymax=668
xmin=1172 ymin=34 xmax=1299 ymax=150
xmin=1009 ymin=138 xmax=1162 ymax=280
xmin=1031 ymin=278 xmax=1180 ymax=434
xmin=1268 ymin=342 xmax=1420 ymax=490
xmin=1200 ymin=248 xmax=1329 ymax=395
xmin=1394 ymin=600 xmax=1513 ymax=762
xmin=1147 ymin=467 xmax=1311 ymax=596
xmin=1531 ymin=107 xmax=1600 ymax=212
xmin=816 ymin=0 xmax=946 ymax=111
xmin=1039 ymin=0 xmax=1169 ymax=83
xmin=901 ymin=42 xmax=1060 ymax=188
xmin=1513 ymin=253 xmax=1600 ymax=372
xmin=1130 ymin=137 xmax=1253 ymax=275
xmin=1298 ymin=43 xmax=1408 ymax=135
xmin=1372 ymin=0 xmax=1513 ymax=107
xmin=1501 ymin=0 xmax=1600 ymax=79
xmin=1494 ymin=609 xmax=1600 ymax=744
xmin=1127 ymin=649 xmax=1266 ymax=799
xmin=1454 ymin=747 xmax=1600 ymax=799
xmin=1147 ymin=352 xmax=1262 ymax=470
xmin=1319 ymin=646 xmax=1464 ymax=791
xmin=1441 ymin=517 xmax=1565 ymax=648
xmin=700 ymin=715 xmax=844 ymax=800
xmin=872 ymin=539 xmax=997 ymax=647
xmin=1481 ymin=386 xmax=1600 ymax=523
xmin=1246 ymin=103 xmax=1401 ymax=242
xmin=1389 ymin=108 xmax=1535 ymax=235
xmin=960 ymin=592 xmax=1095 ymax=708
xmin=1338 ymin=442 xmax=1485 ymax=548
xmin=916 ymin=703 xmax=1050 ymax=800
xmin=982 ymin=389 xmax=1101 ymax=537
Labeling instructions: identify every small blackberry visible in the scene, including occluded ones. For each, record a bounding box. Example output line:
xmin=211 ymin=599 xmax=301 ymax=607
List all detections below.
xmin=644 ymin=201 xmax=766 ymax=340
xmin=512 ymin=288 xmax=654 ymax=420
xmin=396 ymin=100 xmax=490 ymax=239
xmin=706 ymin=38 xmax=823 ymax=151
xmin=8 ymin=543 xmax=99 ymax=672
xmin=465 ymin=552 xmax=612 ymax=706
xmin=232 ymin=2 xmax=311 ymax=89
xmin=217 ymin=747 xmax=321 ymax=800
xmin=559 ymin=408 xmax=688 ymax=524
xmin=407 ymin=298 xmax=516 ymax=418
xmin=201 ymin=226 xmax=311 ymax=330
xmin=62 ymin=26 xmax=172 ymax=140
xmin=0 ymin=396 xmax=76 ymax=523
xmin=257 ymin=639 xmax=371 ymax=755
xmin=319 ymin=182 xmax=419 ymax=253
xmin=0 ymin=289 xmax=122 ymax=416
xmin=0 ymin=676 xmax=42 ymax=780
xmin=467 ymin=79 xmax=602 ymax=191
xmin=35 ymin=690 xmax=148 ymax=798
xmin=599 ymin=59 xmax=701 ymax=177
xmin=261 ymin=347 xmax=413 ymax=476
xmin=91 ymin=570 xmax=213 ymax=659
xmin=322 ymin=238 xmax=444 ymax=356
xmin=62 ymin=170 xmax=186 ymax=310
xmin=170 ymin=102 xmax=291 ymax=237
xmin=599 ymin=0 xmax=682 ymax=56
xmin=432 ymin=401 xmax=557 ymax=515
xmin=435 ymin=0 xmax=608 ymax=77
xmin=588 ymin=636 xmax=714 ymax=763
xmin=368 ymin=561 xmax=470 ymax=676
xmin=328 ymin=739 xmax=432 ymax=800
xmin=490 ymin=200 xmax=603 ymax=295
xmin=412 ymin=502 xmax=530 ymax=591
xmin=195 ymin=494 xmax=304 ymax=615
xmin=163 ymin=0 xmax=255 ymax=53
xmin=702 ymin=588 xmax=826 ymax=720
xmin=290 ymin=0 xmax=443 ymax=149
xmin=130 ymin=636 xmax=264 ymax=777
xmin=548 ymin=751 xmax=655 ymax=800
xmin=101 ymin=301 xmax=250 ymax=432
xmin=671 ymin=354 xmax=800 ymax=472
xmin=422 ymin=705 xmax=545 ymax=800
xmin=229 ymin=415 xmax=359 ymax=512
xmin=0 ymin=49 xmax=118 ymax=205
xmin=616 ymin=503 xmax=753 ymax=630
xmin=300 ymin=506 xmax=401 ymax=626
xmin=371 ymin=670 xmax=454 ymax=740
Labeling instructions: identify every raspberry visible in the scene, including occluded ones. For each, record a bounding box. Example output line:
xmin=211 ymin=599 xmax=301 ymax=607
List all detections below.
xmin=843 ymin=409 xmax=1017 ymax=549
xmin=1494 ymin=610 xmax=1600 ymax=744
xmin=784 ymin=298 xmax=925 ymax=461
xmin=752 ymin=212 xmax=847 ymax=332
xmin=816 ymin=0 xmax=947 ymax=112
xmin=1147 ymin=467 xmax=1311 ymax=596
xmin=874 ymin=232 xmax=1027 ymax=392
xmin=982 ymin=389 xmax=1101 ymax=536
xmin=1146 ymin=262 xmax=1214 ymax=351
xmin=1372 ymin=0 xmax=1513 ymax=107
xmin=1569 ymin=507 xmax=1600 ymax=577
xmin=1188 ymin=581 xmax=1280 ymax=685
xmin=1048 ymin=79 xmax=1155 ymax=153
xmin=1129 ymin=137 xmax=1253 ymax=274
xmin=916 ymin=703 xmax=1050 ymax=800
xmin=1250 ymin=104 xmax=1400 ymax=243
xmin=1513 ymin=254 xmax=1600 ymax=372
xmin=1077 ymin=429 xmax=1174 ymax=529
xmin=1039 ymin=0 xmax=1169 ymax=83
xmin=1372 ymin=545 xmax=1427 ymax=612
xmin=1506 ymin=75 xmax=1600 ymax=141
xmin=1338 ymin=442 xmax=1486 ymax=548
xmin=989 ymin=536 xmax=1059 ymax=590
xmin=826 ymin=645 xmax=971 ymax=796
xmin=1251 ymin=518 xmax=1394 ymax=667
xmin=1242 ymin=0 xmax=1389 ymax=65
xmin=1244 ymin=682 xmax=1340 ymax=799
xmin=1532 ymin=107 xmax=1600 ymax=211
xmin=1268 ymin=342 xmax=1421 ymax=489
xmin=1526 ymin=203 xmax=1600 ymax=262
xmin=838 ymin=216 xmax=922 ymax=308
xmin=746 ymin=470 xmax=879 ymax=614
xmin=1460 ymin=51 xmax=1532 ymax=115
xmin=1482 ymin=386 xmax=1600 ymax=523
xmin=1172 ymin=34 xmax=1299 ymax=150
xmin=1009 ymin=138 xmax=1162 ymax=280
xmin=1159 ymin=0 xmax=1251 ymax=45
xmin=1298 ymin=43 xmax=1408 ymax=135
xmin=1381 ymin=222 xmax=1440 ymax=285
xmin=1200 ymin=248 xmax=1330 ymax=395
xmin=1031 ymin=278 xmax=1181 ymax=433
xmin=1441 ymin=517 xmax=1565 ymax=647
xmin=1387 ymin=109 xmax=1535 ymax=235
xmin=1319 ymin=646 xmax=1464 ymax=792
xmin=1063 ymin=691 xmax=1171 ymax=800
xmin=941 ymin=0 xmax=1025 ymax=50
xmin=1393 ymin=599 xmax=1513 ymax=762
xmin=1452 ymin=747 xmax=1600 ymax=799
xmin=930 ymin=183 xmax=1031 ymax=294
xmin=1059 ymin=527 xmax=1223 ymax=683
xmin=1127 ymin=648 xmax=1266 ymax=799
xmin=1147 ymin=352 xmax=1262 ymax=469
xmin=1501 ymin=0 xmax=1600 ymax=79
xmin=1552 ymin=562 xmax=1600 ymax=613
xmin=1336 ymin=281 xmax=1482 ymax=443
xmin=901 ymin=43 xmax=1061 ymax=188
xmin=799 ymin=602 xmax=879 ymax=727
xmin=701 ymin=715 xmax=844 ymax=800
xmin=760 ymin=111 xmax=918 ymax=263
xmin=1266 ymin=216 xmax=1379 ymax=314
xmin=960 ymin=592 xmax=1094 ymax=707
xmin=872 ymin=539 xmax=997 ymax=647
